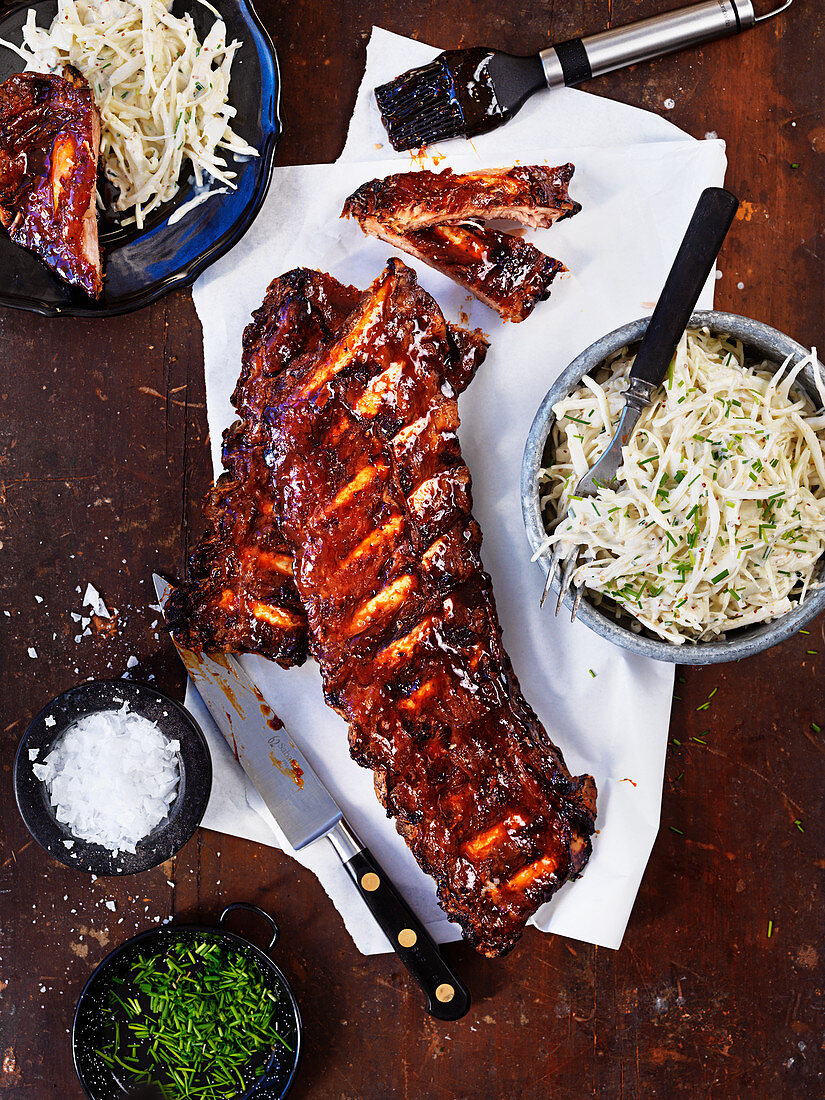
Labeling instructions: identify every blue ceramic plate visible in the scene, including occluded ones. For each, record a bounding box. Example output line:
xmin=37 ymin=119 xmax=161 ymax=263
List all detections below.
xmin=0 ymin=0 xmax=280 ymax=316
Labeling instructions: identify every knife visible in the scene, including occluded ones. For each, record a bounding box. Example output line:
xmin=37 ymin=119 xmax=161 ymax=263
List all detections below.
xmin=153 ymin=575 xmax=470 ymax=1021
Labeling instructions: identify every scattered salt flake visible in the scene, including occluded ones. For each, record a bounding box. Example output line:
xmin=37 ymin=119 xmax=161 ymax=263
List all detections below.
xmin=126 ymin=656 xmax=138 ymax=669
xmin=737 ymin=281 xmax=745 ymax=290
xmin=45 ymin=715 xmax=56 ymax=727
xmin=35 ymin=596 xmax=43 ymax=604
xmin=105 ymin=900 xmax=116 ymax=912
xmin=71 ymin=613 xmax=81 ymax=622
xmin=82 ymin=583 xmax=111 ymax=619
xmin=29 ymin=749 xmax=39 ymax=761
xmin=664 ymin=97 xmax=675 ymax=109
xmin=63 ymin=840 xmax=74 ymax=850
xmin=28 ymin=647 xmax=38 ymax=659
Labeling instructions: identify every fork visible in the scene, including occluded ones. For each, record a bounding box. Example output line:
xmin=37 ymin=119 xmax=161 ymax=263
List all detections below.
xmin=541 ymin=186 xmax=740 ymax=619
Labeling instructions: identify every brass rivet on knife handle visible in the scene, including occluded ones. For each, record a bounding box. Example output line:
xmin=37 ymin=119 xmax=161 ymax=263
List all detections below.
xmin=398 ymin=928 xmax=417 ymax=948
xmin=361 ymin=872 xmax=380 ymax=892
xmin=435 ymin=983 xmax=455 ymax=1003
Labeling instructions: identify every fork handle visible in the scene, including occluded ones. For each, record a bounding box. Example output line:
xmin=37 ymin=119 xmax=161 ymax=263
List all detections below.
xmin=629 ymin=187 xmax=739 ymax=393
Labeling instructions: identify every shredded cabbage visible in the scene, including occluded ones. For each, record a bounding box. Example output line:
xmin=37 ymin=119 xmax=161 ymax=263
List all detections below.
xmin=537 ymin=329 xmax=825 ymax=644
xmin=0 ymin=0 xmax=258 ymax=228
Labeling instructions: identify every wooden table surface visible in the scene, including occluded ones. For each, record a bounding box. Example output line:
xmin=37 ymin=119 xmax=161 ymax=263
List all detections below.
xmin=1 ymin=1 xmax=823 ymax=1096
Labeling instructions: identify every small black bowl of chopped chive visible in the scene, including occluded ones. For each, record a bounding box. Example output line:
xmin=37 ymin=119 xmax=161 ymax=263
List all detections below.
xmin=72 ymin=903 xmax=302 ymax=1100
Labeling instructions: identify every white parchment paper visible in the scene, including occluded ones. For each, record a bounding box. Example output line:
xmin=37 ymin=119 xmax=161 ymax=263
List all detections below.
xmin=186 ymin=27 xmax=727 ymax=954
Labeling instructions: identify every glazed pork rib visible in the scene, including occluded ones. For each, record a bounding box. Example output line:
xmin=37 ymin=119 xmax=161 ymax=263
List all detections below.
xmin=169 ymin=268 xmax=488 ymax=663
xmin=168 ymin=269 xmax=360 ymax=665
xmin=0 ymin=67 xmax=101 ymax=297
xmin=266 ymin=259 xmax=596 ymax=955
xmin=358 ymin=221 xmax=566 ymax=324
xmin=342 ymin=163 xmax=580 ymax=323
xmin=342 ymin=164 xmax=581 ymax=234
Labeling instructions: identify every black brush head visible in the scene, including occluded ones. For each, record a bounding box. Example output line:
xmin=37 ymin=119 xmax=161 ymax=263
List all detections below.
xmin=375 ymin=47 xmax=546 ymax=152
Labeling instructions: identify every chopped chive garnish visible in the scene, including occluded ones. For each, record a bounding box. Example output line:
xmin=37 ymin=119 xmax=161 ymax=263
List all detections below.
xmin=669 ymin=826 xmax=684 ymax=836
xmin=710 ymin=569 xmax=730 ymax=584
xmin=92 ymin=937 xmax=292 ymax=1100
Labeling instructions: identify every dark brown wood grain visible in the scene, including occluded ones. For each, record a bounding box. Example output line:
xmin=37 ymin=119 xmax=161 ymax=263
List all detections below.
xmin=1 ymin=2 xmax=823 ymax=1097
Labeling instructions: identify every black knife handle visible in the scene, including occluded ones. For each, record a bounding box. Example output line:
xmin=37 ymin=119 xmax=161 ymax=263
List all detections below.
xmin=343 ymin=846 xmax=471 ymax=1020
xmin=630 ymin=187 xmax=739 ymax=389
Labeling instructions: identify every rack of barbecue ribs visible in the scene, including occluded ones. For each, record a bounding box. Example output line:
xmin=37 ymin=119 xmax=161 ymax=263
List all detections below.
xmin=168 ymin=268 xmax=489 ymax=664
xmin=264 ymin=259 xmax=596 ymax=956
xmin=342 ymin=164 xmax=580 ymax=323
xmin=0 ymin=67 xmax=102 ymax=297
xmin=172 ymin=258 xmax=596 ymax=954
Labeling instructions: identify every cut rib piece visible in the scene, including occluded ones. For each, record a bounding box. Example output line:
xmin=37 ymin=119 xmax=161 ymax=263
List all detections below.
xmin=360 ymin=219 xmax=565 ymax=323
xmin=343 ymin=163 xmax=580 ymax=323
xmin=168 ymin=267 xmax=488 ymax=663
xmin=266 ymin=259 xmax=596 ymax=956
xmin=342 ymin=163 xmax=581 ymax=234
xmin=0 ymin=67 xmax=101 ymax=297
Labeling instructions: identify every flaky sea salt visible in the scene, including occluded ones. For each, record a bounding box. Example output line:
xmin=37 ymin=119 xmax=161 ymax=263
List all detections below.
xmin=32 ymin=705 xmax=180 ymax=854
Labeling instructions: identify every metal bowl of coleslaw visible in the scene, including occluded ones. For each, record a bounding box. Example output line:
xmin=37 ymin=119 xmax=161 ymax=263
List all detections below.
xmin=522 ymin=310 xmax=825 ymax=664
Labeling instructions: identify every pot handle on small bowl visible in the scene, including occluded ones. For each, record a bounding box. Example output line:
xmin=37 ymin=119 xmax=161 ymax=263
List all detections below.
xmin=219 ymin=902 xmax=280 ymax=951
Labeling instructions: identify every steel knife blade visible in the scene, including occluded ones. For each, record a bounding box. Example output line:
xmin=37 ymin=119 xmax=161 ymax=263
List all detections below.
xmin=152 ymin=574 xmax=470 ymax=1020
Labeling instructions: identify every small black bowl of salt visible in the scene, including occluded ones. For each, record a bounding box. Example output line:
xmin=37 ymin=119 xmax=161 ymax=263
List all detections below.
xmin=14 ymin=680 xmax=212 ymax=876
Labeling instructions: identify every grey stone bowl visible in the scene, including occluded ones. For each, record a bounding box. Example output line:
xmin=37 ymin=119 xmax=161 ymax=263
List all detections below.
xmin=521 ymin=311 xmax=825 ymax=664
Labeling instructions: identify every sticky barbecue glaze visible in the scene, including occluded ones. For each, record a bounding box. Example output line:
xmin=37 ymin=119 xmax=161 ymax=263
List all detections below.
xmin=168 ymin=270 xmax=359 ymax=664
xmin=343 ymin=163 xmax=581 ymax=234
xmin=0 ymin=68 xmax=101 ymax=296
xmin=170 ymin=269 xmax=488 ymax=662
xmin=343 ymin=163 xmax=580 ymax=322
xmin=266 ymin=260 xmax=596 ymax=955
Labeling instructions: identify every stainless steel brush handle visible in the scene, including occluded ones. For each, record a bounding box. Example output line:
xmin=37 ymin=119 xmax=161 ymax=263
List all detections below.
xmin=541 ymin=0 xmax=779 ymax=88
